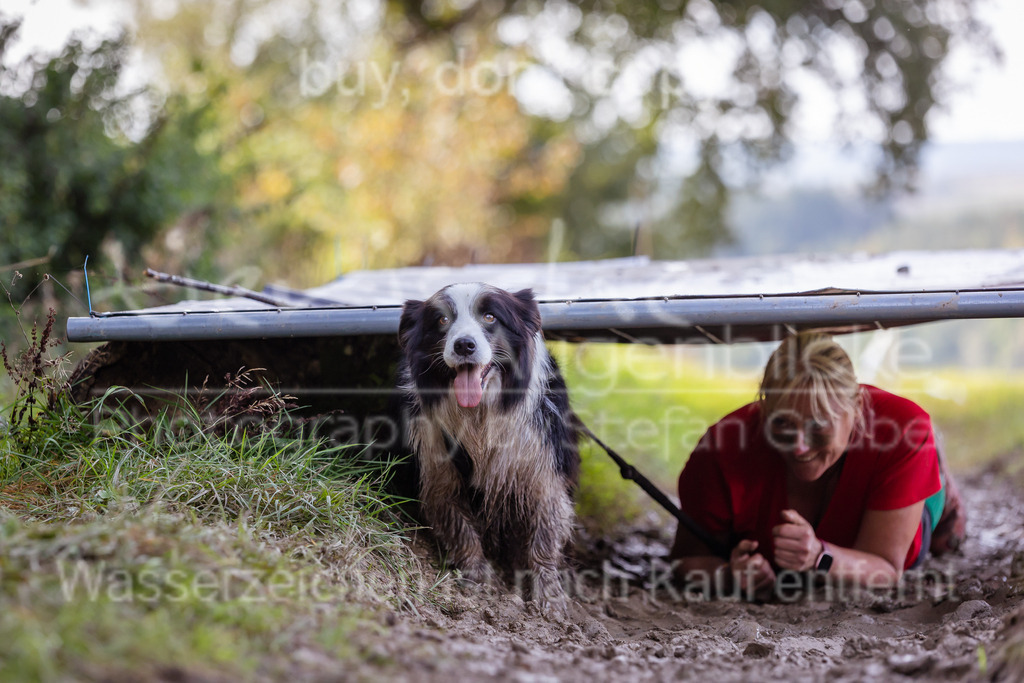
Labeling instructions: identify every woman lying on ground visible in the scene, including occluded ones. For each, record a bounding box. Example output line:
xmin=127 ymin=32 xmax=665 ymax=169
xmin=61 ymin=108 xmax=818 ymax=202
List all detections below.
xmin=670 ymin=332 xmax=966 ymax=599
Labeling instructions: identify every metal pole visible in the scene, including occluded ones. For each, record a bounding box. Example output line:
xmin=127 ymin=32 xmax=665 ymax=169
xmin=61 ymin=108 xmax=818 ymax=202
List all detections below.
xmin=67 ymin=289 xmax=1024 ymax=343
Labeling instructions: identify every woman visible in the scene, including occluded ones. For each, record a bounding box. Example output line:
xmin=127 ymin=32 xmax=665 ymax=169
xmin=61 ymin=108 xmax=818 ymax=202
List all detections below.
xmin=670 ymin=332 xmax=965 ymax=597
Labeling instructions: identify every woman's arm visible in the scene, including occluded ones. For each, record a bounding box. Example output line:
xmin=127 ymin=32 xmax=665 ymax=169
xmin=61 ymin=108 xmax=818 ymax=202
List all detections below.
xmin=772 ymin=502 xmax=926 ymax=586
xmin=669 ymin=522 xmax=725 ymax=578
xmin=671 ymin=523 xmax=776 ymax=597
xmin=840 ymin=502 xmax=926 ymax=584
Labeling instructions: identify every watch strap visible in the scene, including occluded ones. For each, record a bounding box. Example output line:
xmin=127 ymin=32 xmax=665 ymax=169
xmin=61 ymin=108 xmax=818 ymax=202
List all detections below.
xmin=814 ymin=540 xmax=833 ymax=573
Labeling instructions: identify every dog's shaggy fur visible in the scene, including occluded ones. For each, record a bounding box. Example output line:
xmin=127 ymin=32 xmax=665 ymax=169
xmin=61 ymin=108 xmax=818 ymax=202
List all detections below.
xmin=397 ymin=283 xmax=580 ymax=603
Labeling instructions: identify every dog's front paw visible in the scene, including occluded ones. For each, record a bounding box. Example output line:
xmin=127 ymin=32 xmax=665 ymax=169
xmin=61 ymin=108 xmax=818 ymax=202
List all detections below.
xmin=530 ymin=569 xmax=570 ymax=620
xmin=457 ymin=560 xmax=499 ymax=588
xmin=536 ymin=593 xmax=570 ymax=622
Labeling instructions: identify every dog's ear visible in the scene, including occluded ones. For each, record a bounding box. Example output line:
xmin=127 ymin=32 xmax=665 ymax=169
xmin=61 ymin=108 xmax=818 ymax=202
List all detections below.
xmin=398 ymin=299 xmax=425 ymax=350
xmin=512 ymin=288 xmax=542 ymax=334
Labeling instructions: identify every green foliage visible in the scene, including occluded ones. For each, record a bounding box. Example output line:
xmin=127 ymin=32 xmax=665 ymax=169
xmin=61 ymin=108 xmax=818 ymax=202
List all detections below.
xmin=118 ymin=1 xmax=583 ymax=283
xmin=0 ymin=308 xmax=80 ymax=465
xmin=388 ymin=0 xmax=991 ymax=259
xmin=108 ymin=0 xmax=990 ymax=278
xmin=0 ymin=0 xmax=995 ymax=296
xmin=0 ymin=18 xmax=225 ymax=297
xmin=1 ymin=377 xmax=411 ymax=545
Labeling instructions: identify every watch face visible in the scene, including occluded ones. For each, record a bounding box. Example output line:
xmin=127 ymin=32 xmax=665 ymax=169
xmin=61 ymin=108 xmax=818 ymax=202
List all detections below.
xmin=817 ymin=552 xmax=834 ymax=573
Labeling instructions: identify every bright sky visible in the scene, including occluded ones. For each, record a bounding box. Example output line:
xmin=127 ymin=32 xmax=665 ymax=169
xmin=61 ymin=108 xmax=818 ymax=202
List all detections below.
xmin=2 ymin=0 xmax=127 ymax=74
xmin=927 ymin=0 xmax=1024 ymax=144
xmin=4 ymin=0 xmax=1022 ymax=146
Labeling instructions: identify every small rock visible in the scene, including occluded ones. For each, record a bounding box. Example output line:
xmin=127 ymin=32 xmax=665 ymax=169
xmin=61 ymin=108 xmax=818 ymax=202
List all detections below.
xmin=887 ymin=652 xmax=935 ymax=675
xmin=947 ymin=599 xmax=992 ymax=622
xmin=864 ymin=662 xmax=887 ymax=678
xmin=1011 ymin=551 xmax=1024 ymax=579
xmin=842 ymin=635 xmax=881 ymax=658
xmin=582 ymin=619 xmax=609 ymax=640
xmin=501 ymin=593 xmax=527 ymax=608
xmin=721 ymin=619 xmax=760 ymax=643
xmin=956 ymin=577 xmax=985 ymax=602
xmin=743 ymin=642 xmax=774 ymax=659
xmin=870 ymin=597 xmax=898 ymax=614
xmin=291 ymin=647 xmax=335 ymax=669
xmin=935 ymin=657 xmax=974 ymax=678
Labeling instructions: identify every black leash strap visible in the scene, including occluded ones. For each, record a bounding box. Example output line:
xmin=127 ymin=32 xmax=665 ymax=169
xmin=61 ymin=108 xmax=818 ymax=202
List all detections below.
xmin=580 ymin=423 xmax=732 ymax=560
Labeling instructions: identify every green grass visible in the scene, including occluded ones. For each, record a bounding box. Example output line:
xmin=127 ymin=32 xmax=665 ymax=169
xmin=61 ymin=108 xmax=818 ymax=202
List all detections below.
xmin=0 ymin=387 xmax=446 ymax=681
xmin=887 ymin=369 xmax=1024 ymax=472
xmin=0 ymin=512 xmax=363 ymax=680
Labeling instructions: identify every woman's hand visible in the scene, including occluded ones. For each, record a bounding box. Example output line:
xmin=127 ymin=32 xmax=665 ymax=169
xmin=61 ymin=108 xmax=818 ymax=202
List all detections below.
xmin=729 ymin=539 xmax=776 ymax=596
xmin=772 ymin=509 xmax=823 ymax=571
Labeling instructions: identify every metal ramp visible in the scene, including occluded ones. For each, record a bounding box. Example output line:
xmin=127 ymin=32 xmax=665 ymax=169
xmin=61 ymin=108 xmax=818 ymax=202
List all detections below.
xmin=67 ymin=250 xmax=1024 ymax=345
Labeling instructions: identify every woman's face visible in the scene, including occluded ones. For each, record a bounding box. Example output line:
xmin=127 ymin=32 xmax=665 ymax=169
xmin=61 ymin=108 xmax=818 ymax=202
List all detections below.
xmin=765 ymin=394 xmax=855 ymax=482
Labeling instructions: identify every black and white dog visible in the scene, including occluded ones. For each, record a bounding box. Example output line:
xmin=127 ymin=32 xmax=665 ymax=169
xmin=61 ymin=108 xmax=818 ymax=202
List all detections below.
xmin=397 ymin=283 xmax=580 ymax=604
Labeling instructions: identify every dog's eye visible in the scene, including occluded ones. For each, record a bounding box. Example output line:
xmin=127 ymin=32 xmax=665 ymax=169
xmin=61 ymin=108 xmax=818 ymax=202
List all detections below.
xmin=438 ymin=315 xmax=450 ymax=326
xmin=482 ymin=313 xmax=496 ymax=324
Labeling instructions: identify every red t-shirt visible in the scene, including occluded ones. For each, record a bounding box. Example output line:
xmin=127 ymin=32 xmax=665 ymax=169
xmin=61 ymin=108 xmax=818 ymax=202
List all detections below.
xmin=677 ymin=385 xmax=941 ymax=570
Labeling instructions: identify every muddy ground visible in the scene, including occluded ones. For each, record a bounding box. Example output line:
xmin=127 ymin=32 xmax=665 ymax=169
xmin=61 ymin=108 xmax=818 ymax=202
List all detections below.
xmin=312 ymin=457 xmax=1024 ymax=683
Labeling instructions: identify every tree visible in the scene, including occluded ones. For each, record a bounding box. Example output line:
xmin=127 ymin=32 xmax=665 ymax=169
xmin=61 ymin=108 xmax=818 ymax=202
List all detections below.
xmin=388 ymin=0 xmax=992 ymax=258
xmin=26 ymin=0 xmax=989 ymax=283
xmin=101 ymin=0 xmax=584 ymax=285
xmin=0 ymin=19 xmax=225 ymax=282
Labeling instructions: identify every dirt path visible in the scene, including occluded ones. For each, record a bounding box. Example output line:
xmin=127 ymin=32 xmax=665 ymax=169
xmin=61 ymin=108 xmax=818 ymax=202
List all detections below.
xmin=331 ymin=462 xmax=1024 ymax=682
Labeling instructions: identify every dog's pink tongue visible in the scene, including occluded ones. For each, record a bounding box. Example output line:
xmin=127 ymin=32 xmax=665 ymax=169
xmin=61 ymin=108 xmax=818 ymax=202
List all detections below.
xmin=454 ymin=365 xmax=485 ymax=408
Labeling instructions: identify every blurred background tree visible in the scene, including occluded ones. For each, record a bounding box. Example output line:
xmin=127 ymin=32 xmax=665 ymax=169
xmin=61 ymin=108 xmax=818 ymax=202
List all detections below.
xmin=0 ymin=18 xmax=225 ymax=310
xmin=389 ymin=0 xmax=989 ymax=259
xmin=120 ymin=0 xmax=581 ymax=288
xmin=0 ymin=0 xmax=992 ymax=306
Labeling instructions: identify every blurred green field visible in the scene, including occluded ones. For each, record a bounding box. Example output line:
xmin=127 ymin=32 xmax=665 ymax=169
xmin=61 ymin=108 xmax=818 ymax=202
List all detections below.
xmin=552 ymin=342 xmax=758 ymax=532
xmin=889 ymin=370 xmax=1024 ymax=471
xmin=554 ymin=342 xmax=1024 ymax=531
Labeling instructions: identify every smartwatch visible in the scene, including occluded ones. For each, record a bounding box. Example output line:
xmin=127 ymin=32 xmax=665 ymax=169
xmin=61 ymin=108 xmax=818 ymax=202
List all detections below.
xmin=814 ymin=540 xmax=834 ymax=573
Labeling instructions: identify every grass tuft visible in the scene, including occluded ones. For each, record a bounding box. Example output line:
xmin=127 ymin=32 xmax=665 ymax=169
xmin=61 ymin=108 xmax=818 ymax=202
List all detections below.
xmin=0 ymin=343 xmax=448 ymax=680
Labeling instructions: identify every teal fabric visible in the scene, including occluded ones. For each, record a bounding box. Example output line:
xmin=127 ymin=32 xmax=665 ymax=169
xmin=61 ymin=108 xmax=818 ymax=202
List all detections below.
xmin=923 ymin=479 xmax=946 ymax=532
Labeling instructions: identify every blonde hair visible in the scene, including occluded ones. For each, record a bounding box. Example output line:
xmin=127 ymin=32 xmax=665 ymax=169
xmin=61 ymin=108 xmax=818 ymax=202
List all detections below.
xmin=759 ymin=332 xmax=864 ymax=431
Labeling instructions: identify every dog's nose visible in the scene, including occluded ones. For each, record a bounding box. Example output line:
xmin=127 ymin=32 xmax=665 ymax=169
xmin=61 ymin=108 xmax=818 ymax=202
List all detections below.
xmin=453 ymin=337 xmax=477 ymax=357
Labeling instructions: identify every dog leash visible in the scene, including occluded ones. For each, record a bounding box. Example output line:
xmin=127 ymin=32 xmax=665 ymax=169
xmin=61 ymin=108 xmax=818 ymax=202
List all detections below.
xmin=579 ymin=422 xmax=732 ymax=560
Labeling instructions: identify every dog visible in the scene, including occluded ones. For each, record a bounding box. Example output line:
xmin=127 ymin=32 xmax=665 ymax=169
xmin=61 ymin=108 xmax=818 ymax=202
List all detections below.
xmin=397 ymin=283 xmax=580 ymax=605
